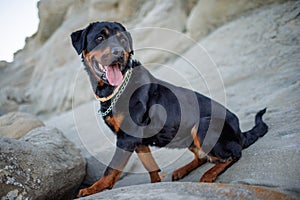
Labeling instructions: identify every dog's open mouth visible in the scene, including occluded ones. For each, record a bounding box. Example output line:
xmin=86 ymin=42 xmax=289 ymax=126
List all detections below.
xmin=93 ymin=59 xmax=123 ymax=86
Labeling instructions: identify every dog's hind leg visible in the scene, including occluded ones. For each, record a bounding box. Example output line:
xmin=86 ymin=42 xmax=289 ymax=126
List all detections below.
xmin=135 ymin=144 xmax=161 ymax=183
xmin=172 ymin=146 xmax=207 ymax=181
xmin=199 ymin=157 xmax=235 ymax=182
xmin=172 ymin=125 xmax=208 ymax=181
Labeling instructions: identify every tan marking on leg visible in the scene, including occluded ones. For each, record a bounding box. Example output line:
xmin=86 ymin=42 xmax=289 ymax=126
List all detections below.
xmin=200 ymin=158 xmax=234 ymax=182
xmin=77 ymin=168 xmax=121 ymax=197
xmin=191 ymin=125 xmax=207 ymax=158
xmin=172 ymin=146 xmax=207 ymax=181
xmin=78 ymin=148 xmax=132 ymax=197
xmin=135 ymin=145 xmax=161 ymax=183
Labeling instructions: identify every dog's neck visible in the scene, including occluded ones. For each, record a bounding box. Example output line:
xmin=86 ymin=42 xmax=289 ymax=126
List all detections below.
xmin=85 ymin=56 xmax=140 ymax=117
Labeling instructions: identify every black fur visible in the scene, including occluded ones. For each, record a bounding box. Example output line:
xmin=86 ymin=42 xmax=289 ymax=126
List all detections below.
xmin=71 ymin=21 xmax=268 ymax=178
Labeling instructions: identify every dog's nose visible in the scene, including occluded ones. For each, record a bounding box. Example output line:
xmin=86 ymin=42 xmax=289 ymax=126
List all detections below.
xmin=111 ymin=47 xmax=124 ymax=57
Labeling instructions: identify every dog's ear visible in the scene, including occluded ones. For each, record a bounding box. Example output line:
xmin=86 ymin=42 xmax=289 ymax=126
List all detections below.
xmin=71 ymin=28 xmax=88 ymax=55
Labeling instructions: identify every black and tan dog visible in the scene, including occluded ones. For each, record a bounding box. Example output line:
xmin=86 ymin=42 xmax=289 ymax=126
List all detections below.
xmin=71 ymin=22 xmax=268 ymax=197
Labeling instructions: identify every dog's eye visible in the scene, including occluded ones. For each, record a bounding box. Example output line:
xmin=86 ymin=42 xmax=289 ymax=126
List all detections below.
xmin=96 ymin=36 xmax=103 ymax=42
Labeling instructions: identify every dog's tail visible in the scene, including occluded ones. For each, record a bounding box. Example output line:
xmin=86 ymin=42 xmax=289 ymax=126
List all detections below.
xmin=242 ymin=108 xmax=268 ymax=149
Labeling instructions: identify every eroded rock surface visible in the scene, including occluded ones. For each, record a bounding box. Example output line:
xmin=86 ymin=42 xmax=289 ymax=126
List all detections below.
xmin=0 ymin=127 xmax=85 ymax=200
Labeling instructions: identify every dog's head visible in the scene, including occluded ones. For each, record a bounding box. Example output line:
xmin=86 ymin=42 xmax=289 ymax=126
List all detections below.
xmin=71 ymin=22 xmax=134 ymax=86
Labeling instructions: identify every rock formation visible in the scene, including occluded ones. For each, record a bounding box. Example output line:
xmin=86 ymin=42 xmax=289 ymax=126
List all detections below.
xmin=0 ymin=126 xmax=85 ymax=200
xmin=0 ymin=0 xmax=288 ymax=117
xmin=0 ymin=0 xmax=299 ymax=199
xmin=0 ymin=112 xmax=44 ymax=139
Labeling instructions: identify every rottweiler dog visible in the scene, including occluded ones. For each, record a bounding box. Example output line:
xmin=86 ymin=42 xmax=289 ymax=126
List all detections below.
xmin=71 ymin=22 xmax=268 ymax=197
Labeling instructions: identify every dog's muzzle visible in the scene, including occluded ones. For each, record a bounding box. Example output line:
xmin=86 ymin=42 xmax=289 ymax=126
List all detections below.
xmin=92 ymin=58 xmax=125 ymax=86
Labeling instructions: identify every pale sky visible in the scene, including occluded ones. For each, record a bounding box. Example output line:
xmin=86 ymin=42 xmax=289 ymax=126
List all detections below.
xmin=0 ymin=0 xmax=39 ymax=62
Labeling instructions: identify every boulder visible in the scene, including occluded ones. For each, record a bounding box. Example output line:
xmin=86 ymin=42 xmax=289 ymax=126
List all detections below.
xmin=0 ymin=112 xmax=44 ymax=139
xmin=0 ymin=126 xmax=86 ymax=200
xmin=45 ymin=101 xmax=116 ymax=186
xmin=78 ymin=182 xmax=295 ymax=200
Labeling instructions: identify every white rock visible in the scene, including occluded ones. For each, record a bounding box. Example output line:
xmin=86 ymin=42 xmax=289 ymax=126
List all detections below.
xmin=0 ymin=127 xmax=86 ymax=200
xmin=0 ymin=112 xmax=44 ymax=139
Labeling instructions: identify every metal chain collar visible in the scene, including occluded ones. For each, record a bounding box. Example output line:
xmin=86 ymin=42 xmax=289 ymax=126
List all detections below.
xmin=99 ymin=67 xmax=133 ymax=117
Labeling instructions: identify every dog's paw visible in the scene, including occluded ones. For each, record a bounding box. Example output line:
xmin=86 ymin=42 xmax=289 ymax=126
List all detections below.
xmin=199 ymin=174 xmax=215 ymax=183
xmin=172 ymin=169 xmax=186 ymax=181
xmin=77 ymin=188 xmax=95 ymax=198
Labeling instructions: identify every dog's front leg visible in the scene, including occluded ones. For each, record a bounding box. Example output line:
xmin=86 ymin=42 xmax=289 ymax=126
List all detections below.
xmin=135 ymin=144 xmax=161 ymax=183
xmin=77 ymin=148 xmax=132 ymax=197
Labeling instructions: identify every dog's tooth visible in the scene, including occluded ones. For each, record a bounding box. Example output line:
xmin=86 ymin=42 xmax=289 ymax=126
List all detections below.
xmin=98 ymin=62 xmax=104 ymax=71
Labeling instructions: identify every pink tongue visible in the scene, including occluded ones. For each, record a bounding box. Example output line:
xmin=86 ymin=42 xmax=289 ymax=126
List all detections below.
xmin=105 ymin=65 xmax=123 ymax=86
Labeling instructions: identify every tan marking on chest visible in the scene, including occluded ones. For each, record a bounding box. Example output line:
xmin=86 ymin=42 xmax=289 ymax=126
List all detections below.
xmin=105 ymin=114 xmax=124 ymax=132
